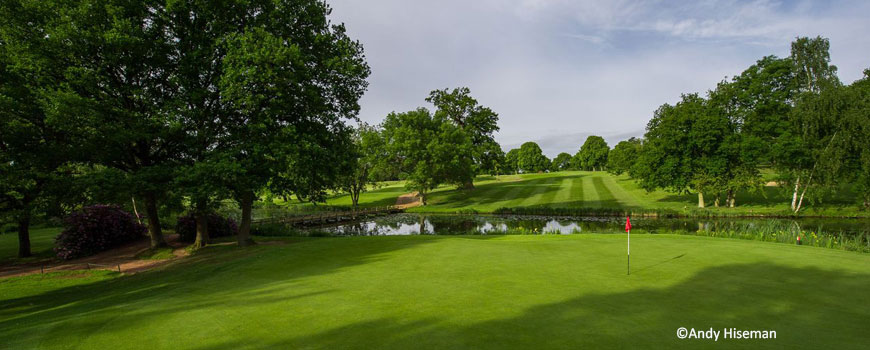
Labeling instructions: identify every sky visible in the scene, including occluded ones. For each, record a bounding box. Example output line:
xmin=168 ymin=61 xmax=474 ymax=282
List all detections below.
xmin=327 ymin=0 xmax=870 ymax=157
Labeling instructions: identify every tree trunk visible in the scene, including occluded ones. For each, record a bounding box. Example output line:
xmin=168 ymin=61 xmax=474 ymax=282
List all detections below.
xmin=143 ymin=192 xmax=167 ymax=248
xmin=17 ymin=213 xmax=31 ymax=258
xmin=238 ymin=190 xmax=255 ymax=247
xmin=461 ymin=181 xmax=475 ymax=190
xmin=131 ymin=197 xmax=142 ymax=225
xmin=727 ymin=190 xmax=735 ymax=208
xmin=714 ymin=194 xmax=720 ymax=208
xmin=795 ymin=187 xmax=808 ymax=213
xmin=351 ymin=187 xmax=360 ymax=208
xmin=193 ymin=211 xmax=210 ymax=249
xmin=791 ymin=177 xmax=801 ymax=211
xmin=697 ymin=192 xmax=705 ymax=208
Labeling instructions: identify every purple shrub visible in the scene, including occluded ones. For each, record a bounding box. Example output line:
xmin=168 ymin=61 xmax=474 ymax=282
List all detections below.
xmin=175 ymin=213 xmax=238 ymax=243
xmin=55 ymin=205 xmax=147 ymax=260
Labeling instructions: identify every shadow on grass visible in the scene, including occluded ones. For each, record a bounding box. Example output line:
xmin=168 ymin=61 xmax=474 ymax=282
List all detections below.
xmin=431 ymin=174 xmax=588 ymax=209
xmin=190 ymin=263 xmax=870 ymax=349
xmin=0 ymin=236 xmax=444 ymax=346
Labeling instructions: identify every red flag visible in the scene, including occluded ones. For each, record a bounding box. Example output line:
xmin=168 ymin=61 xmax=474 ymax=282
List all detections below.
xmin=625 ymin=216 xmax=631 ymax=232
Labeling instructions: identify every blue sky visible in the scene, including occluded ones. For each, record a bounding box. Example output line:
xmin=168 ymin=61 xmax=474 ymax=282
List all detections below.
xmin=328 ymin=0 xmax=870 ymax=157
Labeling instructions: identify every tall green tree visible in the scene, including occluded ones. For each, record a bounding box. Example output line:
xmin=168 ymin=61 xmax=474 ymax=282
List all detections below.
xmin=551 ymin=152 xmax=573 ymax=171
xmin=775 ymin=36 xmax=842 ymax=212
xmin=218 ymin=9 xmax=369 ymax=245
xmin=426 ymin=87 xmax=499 ymax=189
xmin=478 ymin=141 xmax=507 ymax=176
xmin=574 ymin=136 xmax=610 ymax=171
xmin=504 ymin=149 xmax=520 ymax=174
xmin=0 ymin=3 xmax=73 ymax=257
xmin=635 ymin=94 xmax=732 ymax=208
xmin=517 ymin=142 xmax=549 ymax=173
xmin=707 ymin=81 xmax=762 ymax=207
xmin=382 ymin=109 xmax=473 ymax=204
xmin=728 ymin=55 xmax=796 ymax=165
xmin=340 ymin=124 xmax=386 ymax=208
xmin=839 ymin=69 xmax=870 ymax=208
xmin=32 ymin=0 xmax=183 ymax=249
xmin=607 ymin=138 xmax=642 ymax=176
xmin=0 ymin=0 xmax=136 ymax=257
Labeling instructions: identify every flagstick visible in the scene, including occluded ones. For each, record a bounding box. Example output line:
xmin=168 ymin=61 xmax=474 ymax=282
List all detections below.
xmin=627 ymin=228 xmax=630 ymax=275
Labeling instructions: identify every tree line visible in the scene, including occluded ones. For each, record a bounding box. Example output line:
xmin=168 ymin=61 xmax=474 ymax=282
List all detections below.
xmin=1 ymin=0 xmax=369 ymax=257
xmin=2 ymin=1 xmax=867 ymax=262
xmin=346 ymin=90 xmax=623 ymax=206
xmin=617 ymin=36 xmax=870 ymax=211
xmin=349 ymin=36 xmax=870 ymax=214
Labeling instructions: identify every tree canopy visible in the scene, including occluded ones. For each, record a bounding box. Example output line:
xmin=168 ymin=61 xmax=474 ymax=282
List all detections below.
xmin=551 ymin=153 xmax=573 ymax=171
xmin=426 ymin=87 xmax=499 ymax=188
xmin=573 ymin=136 xmax=610 ymax=171
xmin=0 ymin=0 xmax=369 ymax=252
xmin=381 ymin=109 xmax=473 ymax=204
xmin=607 ymin=138 xmax=642 ymax=176
xmin=517 ymin=142 xmax=550 ymax=173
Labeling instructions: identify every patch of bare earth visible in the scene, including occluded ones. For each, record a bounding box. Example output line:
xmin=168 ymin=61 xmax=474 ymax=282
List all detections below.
xmin=395 ymin=191 xmax=423 ymax=209
xmin=0 ymin=234 xmax=189 ymax=279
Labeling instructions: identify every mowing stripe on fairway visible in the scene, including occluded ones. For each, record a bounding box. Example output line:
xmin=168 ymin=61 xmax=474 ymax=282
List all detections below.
xmin=600 ymin=174 xmax=642 ymax=208
xmin=550 ymin=178 xmax=574 ymax=207
xmin=572 ymin=174 xmax=585 ymax=205
xmin=518 ymin=179 xmax=552 ymax=207
xmin=592 ymin=176 xmax=617 ymax=208
xmin=500 ymin=179 xmax=539 ymax=207
xmin=581 ymin=176 xmax=601 ymax=207
xmin=465 ymin=181 xmax=518 ymax=210
xmin=537 ymin=177 xmax=564 ymax=206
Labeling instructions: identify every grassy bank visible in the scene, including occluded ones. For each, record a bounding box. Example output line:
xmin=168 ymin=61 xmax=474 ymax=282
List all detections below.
xmin=2 ymin=234 xmax=869 ymax=349
xmin=311 ymin=171 xmax=865 ymax=217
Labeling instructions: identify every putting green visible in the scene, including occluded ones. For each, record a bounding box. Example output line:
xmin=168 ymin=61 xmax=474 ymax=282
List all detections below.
xmin=2 ymin=234 xmax=869 ymax=349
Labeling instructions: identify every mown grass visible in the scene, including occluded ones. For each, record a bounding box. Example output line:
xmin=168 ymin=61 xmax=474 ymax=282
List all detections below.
xmin=0 ymin=226 xmax=61 ymax=263
xmin=1 ymin=234 xmax=869 ymax=349
xmin=134 ymin=247 xmax=175 ymax=260
xmin=306 ymin=171 xmax=865 ymax=217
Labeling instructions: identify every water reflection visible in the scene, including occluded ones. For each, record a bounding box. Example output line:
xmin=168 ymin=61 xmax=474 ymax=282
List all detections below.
xmin=311 ymin=214 xmax=870 ymax=236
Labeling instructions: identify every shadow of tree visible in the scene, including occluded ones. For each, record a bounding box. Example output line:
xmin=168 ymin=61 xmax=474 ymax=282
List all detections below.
xmin=195 ymin=263 xmax=870 ymax=349
xmin=0 ymin=236 xmax=441 ymax=348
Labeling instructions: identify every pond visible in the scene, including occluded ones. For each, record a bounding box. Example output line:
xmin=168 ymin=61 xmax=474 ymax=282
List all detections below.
xmin=305 ymin=213 xmax=870 ymax=236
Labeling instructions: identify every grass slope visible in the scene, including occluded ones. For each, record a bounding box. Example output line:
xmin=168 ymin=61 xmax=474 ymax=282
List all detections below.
xmin=315 ymin=171 xmax=862 ymax=215
xmin=2 ymin=235 xmax=869 ymax=349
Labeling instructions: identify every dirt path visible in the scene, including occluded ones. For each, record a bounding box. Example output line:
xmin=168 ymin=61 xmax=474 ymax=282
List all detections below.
xmin=0 ymin=234 xmax=190 ymax=279
xmin=395 ymin=191 xmax=423 ymax=209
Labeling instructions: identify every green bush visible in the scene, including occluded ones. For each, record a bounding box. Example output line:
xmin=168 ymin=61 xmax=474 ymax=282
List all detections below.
xmin=55 ymin=205 xmax=147 ymax=260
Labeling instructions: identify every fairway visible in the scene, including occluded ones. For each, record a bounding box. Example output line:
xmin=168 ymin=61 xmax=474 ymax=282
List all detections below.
xmin=2 ymin=235 xmax=868 ymax=349
xmin=318 ymin=171 xmax=861 ymax=215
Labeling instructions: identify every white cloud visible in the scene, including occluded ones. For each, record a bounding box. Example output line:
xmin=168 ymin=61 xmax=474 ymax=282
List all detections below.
xmin=327 ymin=0 xmax=870 ymax=155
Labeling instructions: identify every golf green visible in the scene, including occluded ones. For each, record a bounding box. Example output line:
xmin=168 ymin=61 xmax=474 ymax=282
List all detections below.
xmin=2 ymin=234 xmax=868 ymax=349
